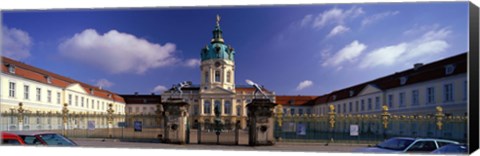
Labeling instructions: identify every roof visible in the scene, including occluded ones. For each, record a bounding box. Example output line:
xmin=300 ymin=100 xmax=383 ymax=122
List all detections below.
xmin=315 ymin=52 xmax=467 ymax=105
xmin=120 ymin=94 xmax=161 ymax=105
xmin=2 ymin=56 xmax=125 ymax=103
xmin=276 ymin=95 xmax=318 ymax=106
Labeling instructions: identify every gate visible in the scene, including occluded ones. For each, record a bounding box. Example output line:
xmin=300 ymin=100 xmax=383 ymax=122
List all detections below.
xmin=194 ymin=119 xmax=241 ymax=145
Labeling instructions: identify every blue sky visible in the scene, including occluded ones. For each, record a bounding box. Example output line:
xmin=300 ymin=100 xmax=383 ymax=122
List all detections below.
xmin=1 ymin=2 xmax=469 ymax=95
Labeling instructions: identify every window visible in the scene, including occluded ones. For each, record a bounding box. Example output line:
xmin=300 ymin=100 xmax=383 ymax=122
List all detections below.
xmin=205 ymin=72 xmax=209 ymax=83
xmin=47 ymin=90 xmax=52 ymax=103
xmin=75 ymin=96 xmax=78 ymax=106
xmin=36 ymin=88 xmax=41 ymax=101
xmin=68 ymin=94 xmax=72 ymax=105
xmin=91 ymin=100 xmax=94 ymax=108
xmin=215 ymin=71 xmax=221 ymax=82
xmin=224 ymin=101 xmax=232 ymax=115
xmin=407 ymin=141 xmax=437 ymax=152
xmin=135 ymin=107 xmax=139 ymax=113
xmin=143 ymin=107 xmax=147 ymax=111
xmin=46 ymin=76 xmax=52 ymax=84
xmin=24 ymin=85 xmax=29 ymax=99
xmin=57 ymin=92 xmax=61 ymax=104
xmin=343 ymin=103 xmax=346 ymax=113
xmin=412 ymin=90 xmax=419 ymax=106
xmin=86 ymin=98 xmax=89 ymax=108
xmin=9 ymin=82 xmax=15 ymax=97
xmin=290 ymin=108 xmax=295 ymax=115
xmin=444 ymin=83 xmax=454 ymax=102
xmin=355 ymin=101 xmax=359 ymax=112
xmin=445 ymin=64 xmax=455 ymax=75
xmin=81 ymin=97 xmax=84 ymax=107
xmin=375 ymin=96 xmax=380 ymax=110
xmin=306 ymin=108 xmax=311 ymax=115
xmin=349 ymin=102 xmax=352 ymax=113
xmin=399 ymin=92 xmax=405 ymax=107
xmin=193 ymin=105 xmax=199 ymax=115
xmin=368 ymin=98 xmax=372 ymax=110
xmin=361 ymin=99 xmax=365 ymax=111
xmin=349 ymin=90 xmax=355 ymax=97
xmin=400 ymin=76 xmax=408 ymax=85
xmin=237 ymin=105 xmax=242 ymax=116
xmin=388 ymin=94 xmax=394 ymax=108
xmin=204 ymin=101 xmax=211 ymax=114
xmin=336 ymin=105 xmax=340 ymax=113
xmin=227 ymin=71 xmax=231 ymax=83
xmin=97 ymin=101 xmax=100 ymax=110
xmin=7 ymin=65 xmax=16 ymax=74
xmin=299 ymin=108 xmax=304 ymax=115
xmin=214 ymin=100 xmax=221 ymax=114
xmin=427 ymin=87 xmax=435 ymax=104
xmin=128 ymin=107 xmax=132 ymax=113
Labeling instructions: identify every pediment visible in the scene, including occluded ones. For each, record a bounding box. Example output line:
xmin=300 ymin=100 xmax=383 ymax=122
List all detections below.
xmin=357 ymin=84 xmax=382 ymax=96
xmin=65 ymin=83 xmax=88 ymax=94
xmin=202 ymin=87 xmax=235 ymax=95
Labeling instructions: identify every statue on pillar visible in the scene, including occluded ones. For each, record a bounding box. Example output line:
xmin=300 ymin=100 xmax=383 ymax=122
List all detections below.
xmin=172 ymin=81 xmax=192 ymax=98
xmin=246 ymin=79 xmax=267 ymax=99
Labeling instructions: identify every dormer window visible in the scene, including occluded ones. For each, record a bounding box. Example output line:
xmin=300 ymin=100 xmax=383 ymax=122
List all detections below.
xmin=108 ymin=94 xmax=112 ymax=98
xmin=332 ymin=95 xmax=337 ymax=101
xmin=7 ymin=64 xmax=15 ymax=74
xmin=143 ymin=99 xmax=147 ymax=103
xmin=400 ymin=76 xmax=408 ymax=85
xmin=45 ymin=76 xmax=52 ymax=84
xmin=288 ymin=100 xmax=295 ymax=105
xmin=349 ymin=90 xmax=355 ymax=97
xmin=445 ymin=64 xmax=455 ymax=75
xmin=89 ymin=88 xmax=94 ymax=95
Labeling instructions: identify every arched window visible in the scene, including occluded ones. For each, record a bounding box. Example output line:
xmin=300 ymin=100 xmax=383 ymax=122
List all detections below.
xmin=205 ymin=71 xmax=209 ymax=83
xmin=214 ymin=100 xmax=221 ymax=114
xmin=215 ymin=71 xmax=221 ymax=82
xmin=204 ymin=101 xmax=211 ymax=114
xmin=236 ymin=105 xmax=242 ymax=116
xmin=224 ymin=101 xmax=231 ymax=115
xmin=227 ymin=71 xmax=231 ymax=83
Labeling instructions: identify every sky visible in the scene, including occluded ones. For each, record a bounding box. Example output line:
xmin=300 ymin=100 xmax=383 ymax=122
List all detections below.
xmin=1 ymin=2 xmax=469 ymax=96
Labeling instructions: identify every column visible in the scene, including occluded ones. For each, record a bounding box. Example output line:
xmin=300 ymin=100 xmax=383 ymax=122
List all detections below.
xmin=200 ymin=99 xmax=204 ymax=115
xmin=221 ymin=99 xmax=225 ymax=115
xmin=211 ymin=99 xmax=215 ymax=115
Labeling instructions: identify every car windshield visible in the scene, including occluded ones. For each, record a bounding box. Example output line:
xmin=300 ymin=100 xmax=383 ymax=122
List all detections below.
xmin=376 ymin=138 xmax=414 ymax=151
xmin=38 ymin=134 xmax=76 ymax=146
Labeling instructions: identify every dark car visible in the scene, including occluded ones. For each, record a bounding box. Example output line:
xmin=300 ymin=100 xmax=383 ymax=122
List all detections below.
xmin=1 ymin=132 xmax=26 ymax=145
xmin=354 ymin=137 xmax=459 ymax=153
xmin=431 ymin=144 xmax=468 ymax=154
xmin=12 ymin=131 xmax=77 ymax=146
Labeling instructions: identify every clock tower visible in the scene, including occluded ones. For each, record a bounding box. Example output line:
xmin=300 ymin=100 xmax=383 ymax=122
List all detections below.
xmin=200 ymin=15 xmax=236 ymax=92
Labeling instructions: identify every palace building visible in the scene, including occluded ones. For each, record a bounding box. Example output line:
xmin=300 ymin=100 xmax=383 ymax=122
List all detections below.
xmin=0 ymin=56 xmax=126 ymax=115
xmin=161 ymin=15 xmax=275 ymax=129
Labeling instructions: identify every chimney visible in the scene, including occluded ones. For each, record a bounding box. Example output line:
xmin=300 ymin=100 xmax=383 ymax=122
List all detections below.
xmin=414 ymin=63 xmax=423 ymax=70
xmin=151 ymin=92 xmax=155 ymax=95
xmin=134 ymin=92 xmax=138 ymax=95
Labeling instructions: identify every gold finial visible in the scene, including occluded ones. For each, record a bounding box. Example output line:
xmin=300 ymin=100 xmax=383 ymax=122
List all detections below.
xmin=216 ymin=14 xmax=221 ymax=27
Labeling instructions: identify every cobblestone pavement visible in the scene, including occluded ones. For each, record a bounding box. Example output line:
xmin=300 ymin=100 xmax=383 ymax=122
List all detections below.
xmin=71 ymin=138 xmax=369 ymax=153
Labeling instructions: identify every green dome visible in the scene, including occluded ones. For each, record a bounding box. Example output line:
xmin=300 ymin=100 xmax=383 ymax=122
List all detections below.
xmin=200 ymin=15 xmax=235 ymax=62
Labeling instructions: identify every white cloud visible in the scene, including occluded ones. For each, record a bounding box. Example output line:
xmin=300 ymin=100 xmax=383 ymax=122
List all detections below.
xmin=300 ymin=14 xmax=313 ymax=27
xmin=58 ymin=29 xmax=177 ymax=74
xmin=359 ymin=27 xmax=451 ymax=69
xmin=327 ymin=25 xmax=350 ymax=38
xmin=95 ymin=78 xmax=114 ymax=88
xmin=296 ymin=80 xmax=313 ymax=91
xmin=322 ymin=40 xmax=367 ymax=67
xmin=153 ymin=85 xmax=168 ymax=93
xmin=359 ymin=43 xmax=408 ymax=68
xmin=2 ymin=26 xmax=32 ymax=60
xmin=361 ymin=11 xmax=399 ymax=26
xmin=184 ymin=58 xmax=201 ymax=67
xmin=310 ymin=6 xmax=364 ymax=29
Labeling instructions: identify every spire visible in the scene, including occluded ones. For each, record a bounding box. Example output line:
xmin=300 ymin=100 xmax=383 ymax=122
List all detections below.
xmin=211 ymin=14 xmax=224 ymax=43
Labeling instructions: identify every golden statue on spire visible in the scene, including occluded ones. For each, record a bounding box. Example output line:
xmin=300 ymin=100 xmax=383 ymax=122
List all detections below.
xmin=216 ymin=14 xmax=221 ymax=27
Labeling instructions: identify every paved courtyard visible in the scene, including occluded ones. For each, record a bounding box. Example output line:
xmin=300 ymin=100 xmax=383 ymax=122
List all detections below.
xmin=71 ymin=138 xmax=368 ymax=152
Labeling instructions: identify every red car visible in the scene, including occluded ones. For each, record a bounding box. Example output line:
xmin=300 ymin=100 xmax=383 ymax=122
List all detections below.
xmin=12 ymin=131 xmax=77 ymax=146
xmin=1 ymin=132 xmax=26 ymax=145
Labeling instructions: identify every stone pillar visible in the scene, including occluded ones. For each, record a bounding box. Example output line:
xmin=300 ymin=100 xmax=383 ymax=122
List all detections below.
xmin=61 ymin=103 xmax=69 ymax=135
xmin=162 ymin=98 xmax=189 ymax=144
xmin=17 ymin=103 xmax=25 ymax=131
xmin=221 ymin=99 xmax=225 ymax=115
xmin=247 ymin=99 xmax=277 ymax=146
xmin=107 ymin=103 xmax=115 ymax=138
xmin=210 ymin=99 xmax=215 ymax=115
xmin=200 ymin=99 xmax=204 ymax=115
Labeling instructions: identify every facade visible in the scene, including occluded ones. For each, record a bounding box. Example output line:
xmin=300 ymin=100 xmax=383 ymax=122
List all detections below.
xmin=0 ymin=56 xmax=126 ymax=131
xmin=162 ymin=16 xmax=275 ymax=128
xmin=120 ymin=93 xmax=162 ymax=128
xmin=275 ymin=95 xmax=317 ymax=116
xmin=311 ymin=53 xmax=467 ymax=116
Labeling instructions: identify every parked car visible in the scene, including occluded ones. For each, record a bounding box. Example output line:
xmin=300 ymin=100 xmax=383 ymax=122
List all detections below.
xmin=354 ymin=137 xmax=459 ymax=153
xmin=1 ymin=132 xmax=26 ymax=145
xmin=12 ymin=131 xmax=77 ymax=146
xmin=431 ymin=144 xmax=468 ymax=154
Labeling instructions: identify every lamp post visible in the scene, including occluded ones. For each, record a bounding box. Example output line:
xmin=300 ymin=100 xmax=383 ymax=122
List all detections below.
xmin=214 ymin=104 xmax=222 ymax=145
xmin=62 ymin=103 xmax=69 ymax=136
xmin=435 ymin=106 xmax=444 ymax=138
xmin=381 ymin=105 xmax=390 ymax=140
xmin=326 ymin=104 xmax=336 ymax=145
xmin=107 ymin=103 xmax=115 ymax=138
xmin=17 ymin=103 xmax=25 ymax=131
xmin=275 ymin=104 xmax=283 ymax=141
